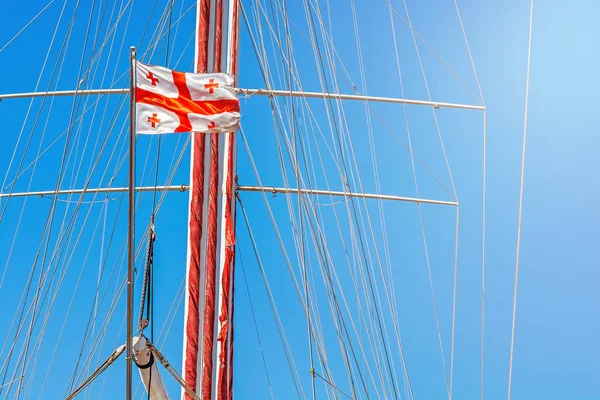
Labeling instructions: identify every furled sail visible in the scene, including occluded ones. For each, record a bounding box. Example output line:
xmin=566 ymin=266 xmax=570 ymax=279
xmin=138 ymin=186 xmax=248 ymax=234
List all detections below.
xmin=181 ymin=1 xmax=239 ymax=399
xmin=133 ymin=336 xmax=170 ymax=400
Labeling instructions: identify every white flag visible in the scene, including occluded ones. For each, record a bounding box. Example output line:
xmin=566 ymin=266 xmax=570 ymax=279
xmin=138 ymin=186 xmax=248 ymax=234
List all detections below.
xmin=135 ymin=62 xmax=240 ymax=134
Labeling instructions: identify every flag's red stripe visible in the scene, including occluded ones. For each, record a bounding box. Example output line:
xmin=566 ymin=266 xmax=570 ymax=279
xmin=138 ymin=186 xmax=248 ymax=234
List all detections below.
xmin=135 ymin=88 xmax=239 ymax=118
xmin=173 ymin=71 xmax=192 ymax=98
xmin=172 ymin=71 xmax=193 ymax=132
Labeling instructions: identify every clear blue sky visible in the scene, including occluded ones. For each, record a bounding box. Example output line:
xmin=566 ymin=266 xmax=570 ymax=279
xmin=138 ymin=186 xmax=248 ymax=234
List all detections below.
xmin=0 ymin=0 xmax=598 ymax=399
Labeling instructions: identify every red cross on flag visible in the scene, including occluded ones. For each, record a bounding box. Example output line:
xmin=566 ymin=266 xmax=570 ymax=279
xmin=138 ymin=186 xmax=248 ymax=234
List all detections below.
xmin=135 ymin=62 xmax=240 ymax=134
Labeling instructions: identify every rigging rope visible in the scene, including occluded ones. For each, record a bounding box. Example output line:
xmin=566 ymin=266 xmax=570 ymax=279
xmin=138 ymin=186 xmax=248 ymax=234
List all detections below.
xmin=508 ymin=1 xmax=535 ymax=399
xmin=241 ymin=2 xmax=399 ymax=395
xmin=239 ymin=248 xmax=276 ymax=400
xmin=40 ymin=1 xmax=176 ymax=392
xmin=307 ymin=1 xmax=400 ymax=396
xmin=313 ymin=370 xmax=353 ymax=400
xmin=0 ymin=0 xmax=192 ymax=395
xmin=3 ymin=1 xmax=100 ymax=394
xmin=279 ymin=0 xmax=318 ymax=397
xmin=236 ymin=191 xmax=306 ymax=400
xmin=144 ymin=4 xmax=174 ymax=397
xmin=137 ymin=222 xmax=156 ymax=333
xmin=0 ymin=0 xmax=56 ymax=55
xmin=445 ymin=7 xmax=488 ymax=394
xmin=348 ymin=0 xmax=409 ymax=395
xmin=383 ymin=0 xmax=446 ymax=396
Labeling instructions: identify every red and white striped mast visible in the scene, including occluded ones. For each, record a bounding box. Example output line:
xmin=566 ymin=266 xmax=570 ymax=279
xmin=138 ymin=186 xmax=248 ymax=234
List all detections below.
xmin=182 ymin=0 xmax=239 ymax=399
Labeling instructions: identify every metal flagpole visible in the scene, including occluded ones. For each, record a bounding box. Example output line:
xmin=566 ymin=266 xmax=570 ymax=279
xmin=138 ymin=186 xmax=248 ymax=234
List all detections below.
xmin=127 ymin=46 xmax=136 ymax=400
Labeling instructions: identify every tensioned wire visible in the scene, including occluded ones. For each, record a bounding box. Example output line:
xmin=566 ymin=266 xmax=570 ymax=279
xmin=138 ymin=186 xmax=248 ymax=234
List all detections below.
xmin=64 ymin=5 xmax=194 ymax=393
xmin=237 ymin=246 xmax=276 ymax=400
xmin=279 ymin=1 xmax=316 ymax=397
xmin=301 ymin=2 xmax=401 ymax=397
xmin=0 ymin=0 xmax=71 ymax=219
xmin=241 ymin=4 xmax=311 ymax=397
xmin=252 ymin=14 xmax=390 ymax=392
xmin=244 ymin=0 xmax=422 ymax=396
xmin=247 ymin=2 xmax=408 ymax=396
xmin=66 ymin=129 xmax=190 ymax=396
xmin=243 ymin=1 xmax=474 ymax=398
xmin=0 ymin=0 xmax=488 ymax=396
xmin=0 ymin=0 xmax=93 ymax=392
xmin=0 ymin=0 xmax=137 ymax=288
xmin=448 ymin=1 xmax=487 ymax=398
xmin=247 ymin=0 xmax=453 ymax=202
xmin=0 ymin=0 xmax=195 ymax=199
xmin=240 ymin=112 xmax=368 ymax=399
xmin=244 ymin=4 xmax=379 ymax=396
xmin=241 ymin=3 xmax=349 ymax=395
xmin=507 ymin=1 xmax=534 ymax=399
xmin=0 ymin=0 xmax=460 ymax=396
xmin=0 ymin=0 xmax=56 ymax=54
xmin=237 ymin=191 xmax=307 ymax=400
xmin=0 ymin=0 xmax=192 ymax=396
xmin=271 ymin=0 xmax=455 ymax=201
xmin=13 ymin=21 xmax=134 ymax=390
xmin=78 ymin=131 xmax=190 ymax=398
xmin=316 ymin=1 xmax=409 ymax=396
xmin=346 ymin=1 xmax=415 ymax=395
xmin=257 ymin=1 xmax=370 ymax=396
xmin=383 ymin=0 xmax=481 ymax=104
xmin=0 ymin=0 xmax=73 ymax=288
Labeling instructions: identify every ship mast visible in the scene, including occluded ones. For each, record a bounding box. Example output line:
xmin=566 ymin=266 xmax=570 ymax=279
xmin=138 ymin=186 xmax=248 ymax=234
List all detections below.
xmin=182 ymin=0 xmax=239 ymax=399
xmin=0 ymin=3 xmax=488 ymax=397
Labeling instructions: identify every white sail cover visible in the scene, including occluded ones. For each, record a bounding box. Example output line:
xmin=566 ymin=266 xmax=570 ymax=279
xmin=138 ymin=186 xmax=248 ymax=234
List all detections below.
xmin=133 ymin=336 xmax=170 ymax=400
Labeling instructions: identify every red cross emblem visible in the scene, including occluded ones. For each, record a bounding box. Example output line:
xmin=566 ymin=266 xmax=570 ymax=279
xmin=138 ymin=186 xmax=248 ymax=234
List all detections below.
xmin=147 ymin=113 xmax=161 ymax=128
xmin=204 ymin=78 xmax=219 ymax=94
xmin=146 ymin=71 xmax=159 ymax=86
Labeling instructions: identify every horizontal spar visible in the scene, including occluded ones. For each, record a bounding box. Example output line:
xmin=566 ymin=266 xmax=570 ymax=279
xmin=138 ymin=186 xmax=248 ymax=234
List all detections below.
xmin=0 ymin=185 xmax=189 ymax=199
xmin=236 ymin=88 xmax=485 ymax=111
xmin=0 ymin=88 xmax=129 ymax=100
xmin=236 ymin=185 xmax=458 ymax=206
xmin=0 ymin=87 xmax=485 ymax=110
xmin=0 ymin=184 xmax=457 ymax=206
